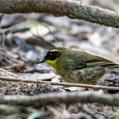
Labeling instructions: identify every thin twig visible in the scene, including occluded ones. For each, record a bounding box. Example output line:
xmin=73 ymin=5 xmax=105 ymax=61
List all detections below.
xmin=0 ymin=76 xmax=119 ymax=91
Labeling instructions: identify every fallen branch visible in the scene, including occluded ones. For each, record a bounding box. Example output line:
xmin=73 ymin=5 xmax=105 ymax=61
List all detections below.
xmin=0 ymin=104 xmax=19 ymax=115
xmin=0 ymin=91 xmax=119 ymax=106
xmin=0 ymin=0 xmax=119 ymax=27
xmin=0 ymin=76 xmax=119 ymax=91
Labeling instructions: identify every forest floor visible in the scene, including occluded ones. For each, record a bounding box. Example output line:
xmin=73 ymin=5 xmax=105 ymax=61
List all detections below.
xmin=0 ymin=0 xmax=119 ymax=119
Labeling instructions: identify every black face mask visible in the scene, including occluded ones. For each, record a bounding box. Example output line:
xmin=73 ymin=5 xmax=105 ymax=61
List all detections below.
xmin=37 ymin=50 xmax=61 ymax=63
xmin=44 ymin=50 xmax=61 ymax=60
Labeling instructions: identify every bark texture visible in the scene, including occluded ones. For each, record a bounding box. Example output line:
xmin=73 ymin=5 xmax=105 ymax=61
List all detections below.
xmin=0 ymin=0 xmax=118 ymax=27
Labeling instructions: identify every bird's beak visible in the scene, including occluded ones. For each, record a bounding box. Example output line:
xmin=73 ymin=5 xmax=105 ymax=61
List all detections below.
xmin=36 ymin=58 xmax=45 ymax=64
xmin=37 ymin=51 xmax=48 ymax=64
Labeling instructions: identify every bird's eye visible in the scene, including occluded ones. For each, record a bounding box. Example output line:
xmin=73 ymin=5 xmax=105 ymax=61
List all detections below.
xmin=50 ymin=53 xmax=53 ymax=56
xmin=49 ymin=52 xmax=54 ymax=57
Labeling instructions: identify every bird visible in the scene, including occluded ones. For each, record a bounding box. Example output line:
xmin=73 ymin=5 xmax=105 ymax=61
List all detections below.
xmin=38 ymin=48 xmax=119 ymax=84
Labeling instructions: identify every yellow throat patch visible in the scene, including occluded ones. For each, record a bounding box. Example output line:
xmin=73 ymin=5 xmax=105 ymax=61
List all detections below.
xmin=47 ymin=59 xmax=57 ymax=68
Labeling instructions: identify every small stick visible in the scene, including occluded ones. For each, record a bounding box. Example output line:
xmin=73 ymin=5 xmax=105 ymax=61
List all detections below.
xmin=0 ymin=76 xmax=119 ymax=91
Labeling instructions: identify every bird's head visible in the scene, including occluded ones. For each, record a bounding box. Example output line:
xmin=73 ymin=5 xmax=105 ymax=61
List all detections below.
xmin=38 ymin=48 xmax=62 ymax=67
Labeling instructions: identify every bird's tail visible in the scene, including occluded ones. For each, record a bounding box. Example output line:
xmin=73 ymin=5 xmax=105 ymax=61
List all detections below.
xmin=102 ymin=62 xmax=119 ymax=69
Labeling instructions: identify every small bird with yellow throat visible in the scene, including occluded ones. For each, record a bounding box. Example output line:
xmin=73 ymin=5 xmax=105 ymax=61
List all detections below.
xmin=38 ymin=48 xmax=119 ymax=84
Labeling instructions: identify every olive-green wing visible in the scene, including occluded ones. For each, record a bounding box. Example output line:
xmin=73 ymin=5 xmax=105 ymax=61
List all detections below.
xmin=75 ymin=51 xmax=119 ymax=68
xmin=62 ymin=48 xmax=119 ymax=69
